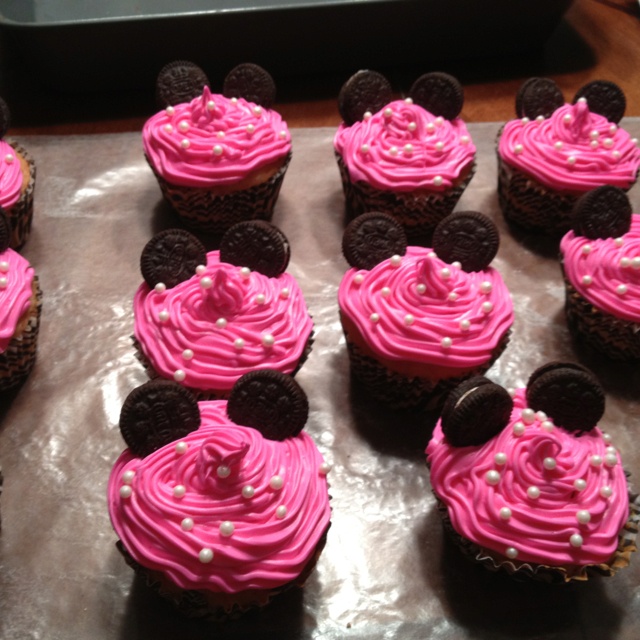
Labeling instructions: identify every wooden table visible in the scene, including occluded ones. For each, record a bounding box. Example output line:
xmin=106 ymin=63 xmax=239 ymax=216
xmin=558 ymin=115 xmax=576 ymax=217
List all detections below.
xmin=3 ymin=0 xmax=640 ymax=134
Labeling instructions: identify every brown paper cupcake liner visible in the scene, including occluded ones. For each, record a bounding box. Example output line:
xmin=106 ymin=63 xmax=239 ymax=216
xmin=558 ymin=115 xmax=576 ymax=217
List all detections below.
xmin=116 ymin=526 xmax=329 ymax=619
xmin=147 ymin=152 xmax=291 ymax=234
xmin=434 ymin=489 xmax=639 ymax=583
xmin=0 ymin=277 xmax=42 ymax=391
xmin=0 ymin=465 xmax=3 ymax=531
xmin=344 ymin=329 xmax=510 ymax=410
xmin=5 ymin=140 xmax=36 ymax=250
xmin=336 ymin=152 xmax=475 ymax=242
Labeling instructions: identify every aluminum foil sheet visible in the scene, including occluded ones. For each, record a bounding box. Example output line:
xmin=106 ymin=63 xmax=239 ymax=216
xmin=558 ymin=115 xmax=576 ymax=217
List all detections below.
xmin=0 ymin=123 xmax=639 ymax=640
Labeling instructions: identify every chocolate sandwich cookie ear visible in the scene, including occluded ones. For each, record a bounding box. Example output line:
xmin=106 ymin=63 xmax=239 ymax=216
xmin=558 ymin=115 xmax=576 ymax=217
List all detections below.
xmin=155 ymin=60 xmax=210 ymax=109
xmin=573 ymin=80 xmax=626 ymax=125
xmin=525 ymin=362 xmax=605 ymax=434
xmin=571 ymin=185 xmax=632 ymax=240
xmin=0 ymin=208 xmax=11 ymax=252
xmin=342 ymin=212 xmax=408 ymax=270
xmin=441 ymin=376 xmax=514 ymax=447
xmin=0 ymin=96 xmax=10 ymax=139
xmin=409 ymin=72 xmax=464 ymax=121
xmin=140 ymin=228 xmax=207 ymax=289
xmin=515 ymin=77 xmax=564 ymax=119
xmin=227 ymin=370 xmax=309 ymax=440
xmin=432 ymin=211 xmax=499 ymax=272
xmin=338 ymin=70 xmax=393 ymax=126
xmin=223 ymin=63 xmax=277 ymax=109
xmin=119 ymin=380 xmax=201 ymax=458
xmin=219 ymin=220 xmax=290 ymax=277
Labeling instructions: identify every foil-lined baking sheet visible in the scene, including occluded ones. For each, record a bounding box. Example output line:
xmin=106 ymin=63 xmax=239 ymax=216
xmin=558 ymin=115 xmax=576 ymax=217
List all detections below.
xmin=1 ymin=124 xmax=639 ymax=640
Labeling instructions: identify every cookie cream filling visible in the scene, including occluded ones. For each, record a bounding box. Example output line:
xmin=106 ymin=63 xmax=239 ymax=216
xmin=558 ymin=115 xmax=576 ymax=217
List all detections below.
xmin=0 ymin=247 xmax=34 ymax=352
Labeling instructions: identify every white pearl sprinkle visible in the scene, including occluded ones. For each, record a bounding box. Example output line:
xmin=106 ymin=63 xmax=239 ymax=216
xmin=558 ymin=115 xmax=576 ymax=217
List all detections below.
xmin=590 ymin=455 xmax=603 ymax=467
xmin=270 ymin=475 xmax=284 ymax=490
xmin=213 ymin=144 xmax=223 ymax=156
xmin=231 ymin=97 xmax=238 ymax=103
xmin=521 ymin=408 xmax=536 ymax=425
xmin=451 ymin=261 xmax=461 ymax=269
xmin=363 ymin=111 xmax=372 ymax=120
xmin=606 ymin=445 xmax=617 ymax=454
xmin=486 ymin=470 xmax=501 ymax=485
xmin=122 ymin=470 xmax=135 ymax=484
xmin=319 ymin=462 xmax=332 ymax=475
xmin=207 ymin=100 xmax=216 ymax=111
xmin=616 ymin=284 xmax=628 ymax=296
xmin=563 ymin=114 xmax=572 ymax=124
xmin=199 ymin=548 xmax=214 ymax=563
xmin=459 ymin=319 xmax=470 ymax=332
xmin=620 ymin=257 xmax=631 ymax=268
xmin=543 ymin=457 xmax=557 ymax=470
xmin=435 ymin=141 xmax=444 ymax=152
xmin=354 ymin=274 xmax=364 ymax=285
xmin=610 ymin=124 xmax=618 ymax=135
xmin=262 ymin=334 xmax=275 ymax=347
xmin=480 ymin=281 xmax=492 ymax=294
xmin=433 ymin=176 xmax=444 ymax=187
xmin=178 ymin=121 xmax=189 ymax=132
xmin=120 ymin=486 xmax=132 ymax=499
xmin=541 ymin=420 xmax=554 ymax=432
xmin=404 ymin=143 xmax=414 ymax=155
xmin=173 ymin=369 xmax=186 ymax=382
xmin=461 ymin=135 xmax=470 ymax=144
xmin=506 ymin=547 xmax=518 ymax=559
xmin=514 ymin=144 xmax=524 ymax=155
xmin=448 ymin=292 xmax=458 ymax=301
xmin=536 ymin=411 xmax=547 ymax=421
xmin=255 ymin=293 xmax=266 ymax=304
xmin=390 ymin=255 xmax=402 ymax=267
xmin=404 ymin=314 xmax=414 ymax=326
xmin=582 ymin=244 xmax=592 ymax=255
xmin=154 ymin=282 xmax=166 ymax=294
xmin=0 ymin=261 xmax=8 ymax=272
xmin=240 ymin=267 xmax=251 ymax=279
xmin=441 ymin=337 xmax=452 ymax=349
xmin=615 ymin=237 xmax=624 ymax=247
xmin=408 ymin=122 xmax=417 ymax=132
xmin=220 ymin=521 xmax=234 ymax=537
xmin=603 ymin=432 xmax=613 ymax=442
xmin=360 ymin=144 xmax=370 ymax=154
xmin=527 ymin=486 xmax=540 ymax=499
xmin=494 ymin=452 xmax=507 ymax=466
xmin=370 ymin=313 xmax=380 ymax=323
xmin=280 ymin=288 xmax=290 ymax=299
xmin=435 ymin=116 xmax=444 ymax=126
xmin=0 ymin=277 xmax=7 ymax=289
xmin=570 ymin=534 xmax=583 ymax=548
xmin=440 ymin=267 xmax=451 ymax=280
xmin=158 ymin=310 xmax=170 ymax=322
xmin=600 ymin=486 xmax=613 ymax=498
xmin=500 ymin=507 xmax=512 ymax=520
xmin=603 ymin=138 xmax=614 ymax=148
xmin=381 ymin=286 xmax=391 ymax=297
xmin=181 ymin=139 xmax=190 ymax=149
xmin=521 ymin=117 xmax=530 ymax=124
xmin=426 ymin=122 xmax=435 ymax=133
xmin=612 ymin=150 xmax=621 ymax=160
xmin=604 ymin=452 xmax=618 ymax=467
xmin=554 ymin=141 xmax=563 ymax=150
xmin=513 ymin=422 xmax=525 ymax=436
xmin=481 ymin=301 xmax=493 ymax=314
xmin=216 ymin=318 xmax=227 ymax=329
xmin=163 ymin=124 xmax=173 ymax=133
xmin=576 ymin=510 xmax=591 ymax=524
xmin=574 ymin=479 xmax=587 ymax=491
xmin=276 ymin=505 xmax=287 ymax=519
xmin=589 ymin=130 xmax=599 ymax=140
xmin=567 ymin=156 xmax=576 ymax=166
xmin=182 ymin=349 xmax=194 ymax=360
xmin=181 ymin=518 xmax=194 ymax=531
xmin=200 ymin=276 xmax=213 ymax=289
xmin=416 ymin=283 xmax=426 ymax=294
xmin=165 ymin=106 xmax=175 ymax=115
xmin=234 ymin=338 xmax=245 ymax=350
xmin=279 ymin=130 xmax=287 ymax=140
xmin=405 ymin=97 xmax=413 ymax=104
xmin=173 ymin=485 xmax=186 ymax=498
xmin=217 ymin=465 xmax=231 ymax=478
xmin=536 ymin=115 xmax=545 ymax=122
xmin=175 ymin=442 xmax=188 ymax=455
xmin=246 ymin=124 xmax=255 ymax=134
xmin=582 ymin=275 xmax=593 ymax=286
xmin=253 ymin=106 xmax=262 ymax=116
xmin=242 ymin=485 xmax=255 ymax=499
xmin=384 ymin=107 xmax=393 ymax=118
xmin=389 ymin=146 xmax=398 ymax=156
xmin=196 ymin=264 xmax=206 ymax=275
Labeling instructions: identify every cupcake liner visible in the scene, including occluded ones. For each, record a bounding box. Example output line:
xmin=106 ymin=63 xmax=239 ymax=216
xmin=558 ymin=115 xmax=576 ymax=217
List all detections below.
xmin=0 ymin=277 xmax=42 ymax=391
xmin=0 ymin=464 xmax=3 ymax=531
xmin=434 ymin=490 xmax=640 ymax=583
xmin=116 ymin=526 xmax=329 ymax=619
xmin=336 ymin=152 xmax=476 ymax=242
xmin=147 ymin=152 xmax=291 ymax=234
xmin=562 ymin=273 xmax=640 ymax=360
xmin=5 ymin=140 xmax=36 ymax=250
xmin=344 ymin=329 xmax=510 ymax=410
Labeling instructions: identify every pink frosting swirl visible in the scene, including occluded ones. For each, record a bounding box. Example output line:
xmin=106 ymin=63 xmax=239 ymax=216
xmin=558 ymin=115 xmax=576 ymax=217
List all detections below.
xmin=0 ymin=247 xmax=34 ymax=352
xmin=133 ymin=250 xmax=313 ymax=393
xmin=561 ymin=215 xmax=640 ymax=323
xmin=426 ymin=389 xmax=629 ymax=567
xmin=143 ymin=87 xmax=291 ymax=187
xmin=333 ymin=99 xmax=476 ymax=191
xmin=338 ymin=247 xmax=513 ymax=368
xmin=498 ymin=100 xmax=640 ymax=192
xmin=107 ymin=400 xmax=331 ymax=593
xmin=0 ymin=140 xmax=23 ymax=209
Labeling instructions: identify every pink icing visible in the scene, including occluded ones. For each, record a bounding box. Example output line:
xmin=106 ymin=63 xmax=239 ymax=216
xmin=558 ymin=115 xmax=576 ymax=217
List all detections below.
xmin=498 ymin=100 xmax=640 ymax=192
xmin=142 ymin=87 xmax=291 ymax=188
xmin=338 ymin=247 xmax=513 ymax=368
xmin=107 ymin=400 xmax=331 ymax=593
xmin=560 ymin=214 xmax=640 ymax=323
xmin=333 ymin=99 xmax=476 ymax=192
xmin=133 ymin=251 xmax=313 ymax=393
xmin=426 ymin=388 xmax=629 ymax=567
xmin=0 ymin=247 xmax=34 ymax=353
xmin=0 ymin=140 xmax=23 ymax=209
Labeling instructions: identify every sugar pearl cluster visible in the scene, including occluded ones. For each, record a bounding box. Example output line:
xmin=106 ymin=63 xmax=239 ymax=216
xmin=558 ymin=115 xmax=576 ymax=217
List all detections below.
xmin=0 ymin=259 xmax=9 ymax=289
xmin=579 ymin=237 xmax=640 ymax=296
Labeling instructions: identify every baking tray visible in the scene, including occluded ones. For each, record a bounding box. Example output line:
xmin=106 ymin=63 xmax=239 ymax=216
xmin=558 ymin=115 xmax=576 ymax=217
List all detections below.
xmin=0 ymin=0 xmax=574 ymax=92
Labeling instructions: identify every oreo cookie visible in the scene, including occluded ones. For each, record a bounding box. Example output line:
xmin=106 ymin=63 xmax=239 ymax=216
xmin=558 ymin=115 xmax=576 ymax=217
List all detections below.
xmin=573 ymin=80 xmax=626 ymax=124
xmin=226 ymin=370 xmax=308 ymax=440
xmin=219 ymin=220 xmax=290 ymax=278
xmin=338 ymin=70 xmax=393 ymax=126
xmin=515 ymin=77 xmax=564 ymax=119
xmin=526 ymin=361 xmax=591 ymax=388
xmin=342 ymin=212 xmax=407 ymax=270
xmin=223 ymin=63 xmax=277 ymax=109
xmin=572 ymin=185 xmax=632 ymax=240
xmin=119 ymin=380 xmax=201 ymax=458
xmin=0 ymin=207 xmax=10 ymax=252
xmin=432 ymin=211 xmax=499 ymax=272
xmin=140 ymin=228 xmax=207 ymax=289
xmin=441 ymin=378 xmax=514 ymax=447
xmin=156 ymin=60 xmax=210 ymax=109
xmin=409 ymin=72 xmax=464 ymax=121
xmin=0 ymin=96 xmax=10 ymax=139
xmin=525 ymin=364 xmax=605 ymax=433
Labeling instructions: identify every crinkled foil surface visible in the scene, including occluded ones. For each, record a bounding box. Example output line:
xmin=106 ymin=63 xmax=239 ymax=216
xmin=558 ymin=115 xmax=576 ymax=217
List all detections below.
xmin=1 ymin=124 xmax=640 ymax=640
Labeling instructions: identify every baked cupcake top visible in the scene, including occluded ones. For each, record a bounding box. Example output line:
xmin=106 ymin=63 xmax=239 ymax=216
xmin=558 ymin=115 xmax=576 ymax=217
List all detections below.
xmin=0 ymin=211 xmax=34 ymax=352
xmin=134 ymin=223 xmax=313 ymax=394
xmin=338 ymin=212 xmax=513 ymax=368
xmin=426 ymin=364 xmax=629 ymax=568
xmin=560 ymin=186 xmax=640 ymax=323
xmin=143 ymin=63 xmax=290 ymax=188
xmin=333 ymin=71 xmax=476 ymax=192
xmin=108 ymin=373 xmax=331 ymax=593
xmin=498 ymin=79 xmax=640 ymax=192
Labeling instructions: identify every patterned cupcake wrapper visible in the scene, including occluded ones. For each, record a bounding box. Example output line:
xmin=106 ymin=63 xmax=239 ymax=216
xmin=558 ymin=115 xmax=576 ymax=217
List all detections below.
xmin=434 ymin=488 xmax=640 ymax=583
xmin=0 ymin=277 xmax=42 ymax=391
xmin=335 ymin=152 xmax=475 ymax=243
xmin=5 ymin=140 xmax=36 ymax=250
xmin=147 ymin=152 xmax=291 ymax=235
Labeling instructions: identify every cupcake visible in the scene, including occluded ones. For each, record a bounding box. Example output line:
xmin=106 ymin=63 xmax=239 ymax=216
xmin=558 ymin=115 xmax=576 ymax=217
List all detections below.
xmin=0 ymin=208 xmax=42 ymax=391
xmin=0 ymin=97 xmax=36 ymax=249
xmin=107 ymin=371 xmax=332 ymax=618
xmin=144 ymin=62 xmax=291 ymax=234
xmin=338 ymin=211 xmax=513 ymax=409
xmin=334 ymin=71 xmax=476 ymax=242
xmin=133 ymin=221 xmax=313 ymax=398
xmin=560 ymin=185 xmax=640 ymax=359
xmin=426 ymin=363 xmax=638 ymax=582
xmin=497 ymin=78 xmax=640 ymax=235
